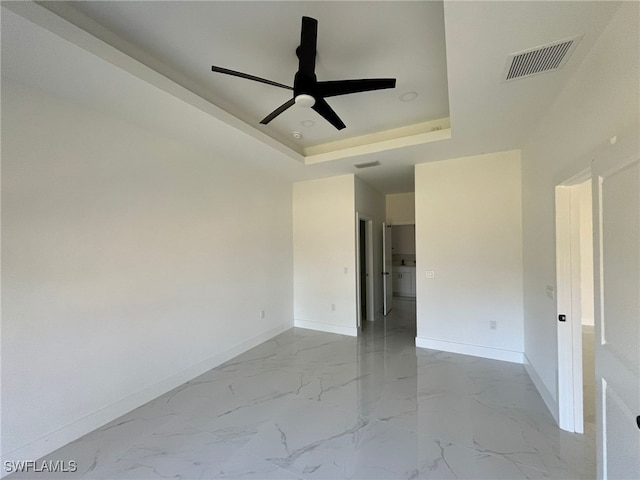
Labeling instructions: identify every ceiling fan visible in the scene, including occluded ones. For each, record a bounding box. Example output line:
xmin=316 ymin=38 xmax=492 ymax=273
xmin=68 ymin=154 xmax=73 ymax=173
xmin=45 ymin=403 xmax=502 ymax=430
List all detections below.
xmin=211 ymin=16 xmax=396 ymax=130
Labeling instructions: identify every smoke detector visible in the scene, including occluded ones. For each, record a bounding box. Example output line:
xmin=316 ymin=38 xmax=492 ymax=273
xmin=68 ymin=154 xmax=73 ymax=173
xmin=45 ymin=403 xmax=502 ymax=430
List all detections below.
xmin=504 ymin=35 xmax=582 ymax=82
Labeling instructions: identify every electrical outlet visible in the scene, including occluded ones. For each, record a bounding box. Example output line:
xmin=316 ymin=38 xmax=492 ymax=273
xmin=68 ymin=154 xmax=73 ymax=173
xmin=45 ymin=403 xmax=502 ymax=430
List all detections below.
xmin=426 ymin=270 xmax=435 ymax=279
xmin=331 ymin=304 xmax=336 ymax=311
xmin=490 ymin=320 xmax=497 ymax=330
xmin=260 ymin=310 xmax=265 ymax=320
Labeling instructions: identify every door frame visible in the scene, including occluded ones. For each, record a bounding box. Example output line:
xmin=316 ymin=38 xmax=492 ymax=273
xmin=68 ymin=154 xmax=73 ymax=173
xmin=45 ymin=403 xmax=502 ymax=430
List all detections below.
xmin=382 ymin=222 xmax=393 ymax=315
xmin=555 ymin=168 xmax=591 ymax=433
xmin=356 ymin=212 xmax=375 ymax=330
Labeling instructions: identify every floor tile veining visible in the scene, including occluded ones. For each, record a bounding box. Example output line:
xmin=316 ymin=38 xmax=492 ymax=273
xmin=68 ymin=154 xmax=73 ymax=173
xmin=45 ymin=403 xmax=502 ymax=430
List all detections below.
xmin=12 ymin=299 xmax=594 ymax=479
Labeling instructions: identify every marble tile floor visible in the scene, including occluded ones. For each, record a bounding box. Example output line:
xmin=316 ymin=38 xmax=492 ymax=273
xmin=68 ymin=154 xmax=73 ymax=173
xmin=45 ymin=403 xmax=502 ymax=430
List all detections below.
xmin=10 ymin=298 xmax=595 ymax=479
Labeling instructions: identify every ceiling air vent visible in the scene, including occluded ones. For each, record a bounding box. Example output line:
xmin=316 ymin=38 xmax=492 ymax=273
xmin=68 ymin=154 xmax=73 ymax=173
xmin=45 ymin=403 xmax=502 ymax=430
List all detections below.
xmin=354 ymin=161 xmax=381 ymax=169
xmin=504 ymin=35 xmax=582 ymax=81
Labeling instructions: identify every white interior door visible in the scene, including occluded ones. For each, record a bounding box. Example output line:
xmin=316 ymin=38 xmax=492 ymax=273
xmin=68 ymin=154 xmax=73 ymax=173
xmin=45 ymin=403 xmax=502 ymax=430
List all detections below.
xmin=593 ymin=155 xmax=640 ymax=479
xmin=555 ymin=183 xmax=586 ymax=433
xmin=382 ymin=222 xmax=393 ymax=315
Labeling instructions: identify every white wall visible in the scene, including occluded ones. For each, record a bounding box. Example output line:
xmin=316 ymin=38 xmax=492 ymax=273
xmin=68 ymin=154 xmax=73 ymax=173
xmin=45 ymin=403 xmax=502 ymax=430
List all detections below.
xmin=386 ymin=192 xmax=415 ymax=225
xmin=355 ymin=177 xmax=386 ymax=314
xmin=1 ymin=81 xmax=293 ymax=463
xmin=293 ymin=175 xmax=358 ymax=336
xmin=392 ymin=225 xmax=416 ymax=255
xmin=415 ymin=151 xmax=524 ymax=363
xmin=521 ymin=1 xmax=639 ymax=413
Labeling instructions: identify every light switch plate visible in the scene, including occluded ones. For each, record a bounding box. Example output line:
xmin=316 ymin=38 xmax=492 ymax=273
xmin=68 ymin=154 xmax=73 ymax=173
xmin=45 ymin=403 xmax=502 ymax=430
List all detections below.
xmin=545 ymin=285 xmax=555 ymax=300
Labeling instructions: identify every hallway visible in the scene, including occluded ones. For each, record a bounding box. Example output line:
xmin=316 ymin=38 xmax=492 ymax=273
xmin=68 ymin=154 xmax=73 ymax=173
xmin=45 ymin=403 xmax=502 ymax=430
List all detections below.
xmin=13 ymin=299 xmax=594 ymax=479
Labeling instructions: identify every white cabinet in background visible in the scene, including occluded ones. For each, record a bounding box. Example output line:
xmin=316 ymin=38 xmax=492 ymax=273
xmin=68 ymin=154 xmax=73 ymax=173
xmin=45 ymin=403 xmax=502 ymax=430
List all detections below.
xmin=393 ymin=266 xmax=415 ymax=297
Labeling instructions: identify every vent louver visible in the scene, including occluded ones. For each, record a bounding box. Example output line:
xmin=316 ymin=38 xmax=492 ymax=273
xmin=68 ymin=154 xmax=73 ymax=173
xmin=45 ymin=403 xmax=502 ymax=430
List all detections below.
xmin=505 ymin=35 xmax=582 ymax=81
xmin=354 ymin=161 xmax=381 ymax=169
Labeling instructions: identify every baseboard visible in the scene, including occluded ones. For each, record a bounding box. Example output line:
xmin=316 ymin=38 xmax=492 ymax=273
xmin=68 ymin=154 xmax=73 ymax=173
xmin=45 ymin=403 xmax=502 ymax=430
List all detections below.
xmin=523 ymin=353 xmax=559 ymax=424
xmin=294 ymin=319 xmax=358 ymax=337
xmin=0 ymin=321 xmax=292 ymax=475
xmin=415 ymin=336 xmax=524 ymax=364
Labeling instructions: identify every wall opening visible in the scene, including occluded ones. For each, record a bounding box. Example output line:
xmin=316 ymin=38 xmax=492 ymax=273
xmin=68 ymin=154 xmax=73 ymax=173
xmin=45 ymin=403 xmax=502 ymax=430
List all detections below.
xmin=555 ymin=174 xmax=594 ymax=437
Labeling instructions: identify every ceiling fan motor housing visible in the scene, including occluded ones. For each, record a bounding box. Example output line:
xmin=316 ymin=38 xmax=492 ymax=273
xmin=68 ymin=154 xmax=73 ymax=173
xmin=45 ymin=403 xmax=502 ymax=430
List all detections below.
xmin=294 ymin=71 xmax=317 ymax=100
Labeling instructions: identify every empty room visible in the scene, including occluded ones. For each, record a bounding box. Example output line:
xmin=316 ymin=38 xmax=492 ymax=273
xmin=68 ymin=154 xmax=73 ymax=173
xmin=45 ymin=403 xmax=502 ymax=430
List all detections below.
xmin=1 ymin=1 xmax=638 ymax=479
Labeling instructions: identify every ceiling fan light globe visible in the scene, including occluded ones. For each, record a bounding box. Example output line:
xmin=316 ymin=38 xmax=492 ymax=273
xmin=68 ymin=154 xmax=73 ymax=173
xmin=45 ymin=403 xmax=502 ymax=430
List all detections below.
xmin=295 ymin=94 xmax=316 ymax=108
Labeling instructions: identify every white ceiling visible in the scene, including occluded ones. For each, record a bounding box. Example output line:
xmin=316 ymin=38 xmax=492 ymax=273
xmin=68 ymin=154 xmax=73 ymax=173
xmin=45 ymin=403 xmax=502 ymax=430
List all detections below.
xmin=2 ymin=1 xmax=622 ymax=193
xmin=44 ymin=1 xmax=451 ymax=152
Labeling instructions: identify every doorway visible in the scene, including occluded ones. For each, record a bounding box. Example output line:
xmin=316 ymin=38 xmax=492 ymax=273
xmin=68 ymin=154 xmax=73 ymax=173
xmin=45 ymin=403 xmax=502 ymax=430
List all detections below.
xmin=555 ymin=174 xmax=595 ymax=435
xmin=390 ymin=224 xmax=416 ymax=298
xmin=359 ymin=219 xmax=368 ymax=328
xmin=356 ymin=214 xmax=374 ymax=332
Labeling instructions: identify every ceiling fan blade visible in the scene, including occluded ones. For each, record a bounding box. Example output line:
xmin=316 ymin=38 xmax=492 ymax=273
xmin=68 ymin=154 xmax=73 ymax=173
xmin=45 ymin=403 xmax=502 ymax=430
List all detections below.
xmin=312 ymin=97 xmax=346 ymax=130
xmin=297 ymin=16 xmax=318 ymax=77
xmin=260 ymin=98 xmax=296 ymax=125
xmin=315 ymin=78 xmax=397 ymax=98
xmin=211 ymin=66 xmax=293 ymax=90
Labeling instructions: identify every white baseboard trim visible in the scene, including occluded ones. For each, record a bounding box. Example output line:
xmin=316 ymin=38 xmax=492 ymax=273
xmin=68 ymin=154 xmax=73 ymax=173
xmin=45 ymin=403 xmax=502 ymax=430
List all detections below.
xmin=415 ymin=336 xmax=524 ymax=364
xmin=523 ymin=353 xmax=559 ymax=424
xmin=0 ymin=321 xmax=292 ymax=475
xmin=294 ymin=319 xmax=358 ymax=337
